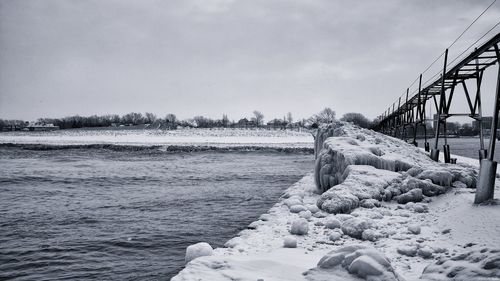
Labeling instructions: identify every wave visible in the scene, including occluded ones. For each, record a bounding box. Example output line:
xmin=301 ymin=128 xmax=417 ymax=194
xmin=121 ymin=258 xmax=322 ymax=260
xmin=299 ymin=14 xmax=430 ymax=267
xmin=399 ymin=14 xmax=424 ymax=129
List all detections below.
xmin=0 ymin=143 xmax=314 ymax=154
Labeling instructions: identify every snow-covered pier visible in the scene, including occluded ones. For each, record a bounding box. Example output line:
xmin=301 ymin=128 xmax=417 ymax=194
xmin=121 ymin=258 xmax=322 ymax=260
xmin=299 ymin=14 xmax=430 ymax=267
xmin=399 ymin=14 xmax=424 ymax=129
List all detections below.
xmin=173 ymin=122 xmax=500 ymax=281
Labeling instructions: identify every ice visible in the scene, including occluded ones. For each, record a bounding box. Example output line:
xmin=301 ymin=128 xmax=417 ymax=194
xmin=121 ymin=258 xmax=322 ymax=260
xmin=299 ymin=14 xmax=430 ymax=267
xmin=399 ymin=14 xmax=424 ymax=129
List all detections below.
xmin=314 ymin=122 xmax=478 ymax=215
xmin=185 ymin=242 xmax=213 ymax=263
xmin=299 ymin=210 xmax=312 ymax=219
xmin=283 ymin=236 xmax=297 ymax=248
xmin=289 ymin=204 xmax=307 ymax=213
xmin=290 ymin=218 xmax=309 ymax=235
xmin=307 ymin=245 xmax=399 ymax=281
xmin=407 ymin=224 xmax=421 ymax=235
xmin=324 ymin=217 xmax=341 ymax=229
xmin=341 ymin=217 xmax=373 ymax=239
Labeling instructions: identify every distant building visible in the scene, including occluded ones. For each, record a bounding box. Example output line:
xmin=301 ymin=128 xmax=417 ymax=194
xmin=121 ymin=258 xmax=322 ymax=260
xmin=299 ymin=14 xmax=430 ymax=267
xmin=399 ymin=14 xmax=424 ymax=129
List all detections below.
xmin=27 ymin=123 xmax=59 ymax=131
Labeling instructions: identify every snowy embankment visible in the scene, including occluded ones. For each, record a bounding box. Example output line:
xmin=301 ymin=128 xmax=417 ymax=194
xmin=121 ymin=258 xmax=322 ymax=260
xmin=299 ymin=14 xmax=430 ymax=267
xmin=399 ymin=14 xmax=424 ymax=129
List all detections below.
xmin=0 ymin=128 xmax=313 ymax=149
xmin=173 ymin=122 xmax=500 ymax=281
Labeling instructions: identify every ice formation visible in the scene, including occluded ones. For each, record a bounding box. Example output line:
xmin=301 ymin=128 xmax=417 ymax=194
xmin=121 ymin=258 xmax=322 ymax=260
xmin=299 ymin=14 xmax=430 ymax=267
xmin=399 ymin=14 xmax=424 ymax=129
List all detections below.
xmin=314 ymin=122 xmax=477 ymax=214
xmin=185 ymin=242 xmax=213 ymax=263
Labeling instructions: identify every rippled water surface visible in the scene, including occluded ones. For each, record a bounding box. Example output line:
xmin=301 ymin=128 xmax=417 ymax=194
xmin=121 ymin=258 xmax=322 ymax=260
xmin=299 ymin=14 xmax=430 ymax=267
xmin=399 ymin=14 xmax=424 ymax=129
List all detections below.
xmin=0 ymin=147 xmax=313 ymax=280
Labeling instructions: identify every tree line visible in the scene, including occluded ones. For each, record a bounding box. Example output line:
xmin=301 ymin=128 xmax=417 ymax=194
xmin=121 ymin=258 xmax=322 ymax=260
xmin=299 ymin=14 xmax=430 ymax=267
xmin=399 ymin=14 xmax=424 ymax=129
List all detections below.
xmin=5 ymin=108 xmax=481 ymax=133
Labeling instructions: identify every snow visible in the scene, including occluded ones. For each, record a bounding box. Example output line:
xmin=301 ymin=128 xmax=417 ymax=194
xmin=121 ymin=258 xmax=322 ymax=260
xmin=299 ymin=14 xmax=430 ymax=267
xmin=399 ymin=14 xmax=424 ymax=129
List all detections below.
xmin=172 ymin=122 xmax=500 ymax=281
xmin=0 ymin=128 xmax=314 ymax=148
xmin=185 ymin=242 xmax=213 ymax=263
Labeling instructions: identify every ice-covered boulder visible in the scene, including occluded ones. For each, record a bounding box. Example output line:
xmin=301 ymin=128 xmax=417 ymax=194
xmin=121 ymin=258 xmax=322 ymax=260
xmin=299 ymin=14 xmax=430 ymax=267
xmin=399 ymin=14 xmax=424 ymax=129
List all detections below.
xmin=299 ymin=210 xmax=312 ymax=219
xmin=185 ymin=242 xmax=213 ymax=263
xmin=397 ymin=245 xmax=418 ymax=257
xmin=325 ymin=217 xmax=341 ymax=229
xmin=341 ymin=217 xmax=373 ymax=239
xmin=283 ymin=236 xmax=297 ymax=248
xmin=290 ymin=218 xmax=309 ymax=235
xmin=407 ymin=224 xmax=421 ymax=235
xmin=421 ymin=248 xmax=500 ymax=280
xmin=306 ymin=244 xmax=399 ymax=281
xmin=289 ymin=205 xmax=307 ymax=213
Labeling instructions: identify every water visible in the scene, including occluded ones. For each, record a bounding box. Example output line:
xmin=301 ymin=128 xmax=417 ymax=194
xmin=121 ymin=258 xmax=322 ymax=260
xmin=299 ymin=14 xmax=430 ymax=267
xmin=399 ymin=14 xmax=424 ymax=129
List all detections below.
xmin=416 ymin=137 xmax=500 ymax=161
xmin=0 ymin=146 xmax=313 ymax=280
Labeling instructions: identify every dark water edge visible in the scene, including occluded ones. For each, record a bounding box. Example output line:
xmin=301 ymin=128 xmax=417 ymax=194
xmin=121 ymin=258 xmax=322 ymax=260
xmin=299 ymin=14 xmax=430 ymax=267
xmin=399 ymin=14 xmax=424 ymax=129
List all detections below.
xmin=0 ymin=147 xmax=314 ymax=280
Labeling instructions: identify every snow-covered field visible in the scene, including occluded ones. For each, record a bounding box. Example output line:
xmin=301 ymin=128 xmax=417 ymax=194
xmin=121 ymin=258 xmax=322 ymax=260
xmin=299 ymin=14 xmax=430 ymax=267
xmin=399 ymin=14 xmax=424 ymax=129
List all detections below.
xmin=173 ymin=123 xmax=500 ymax=281
xmin=0 ymin=128 xmax=314 ymax=148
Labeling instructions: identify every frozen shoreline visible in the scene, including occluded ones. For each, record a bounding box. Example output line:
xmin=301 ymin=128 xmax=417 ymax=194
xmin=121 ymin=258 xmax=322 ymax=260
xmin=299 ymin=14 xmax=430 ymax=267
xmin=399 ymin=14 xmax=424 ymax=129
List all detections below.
xmin=0 ymin=128 xmax=314 ymax=148
xmin=173 ymin=123 xmax=500 ymax=281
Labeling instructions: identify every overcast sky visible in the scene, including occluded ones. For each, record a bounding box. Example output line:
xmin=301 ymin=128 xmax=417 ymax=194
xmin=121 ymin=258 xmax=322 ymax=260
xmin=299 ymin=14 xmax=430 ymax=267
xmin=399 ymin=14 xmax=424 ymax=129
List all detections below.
xmin=1 ymin=0 xmax=500 ymax=122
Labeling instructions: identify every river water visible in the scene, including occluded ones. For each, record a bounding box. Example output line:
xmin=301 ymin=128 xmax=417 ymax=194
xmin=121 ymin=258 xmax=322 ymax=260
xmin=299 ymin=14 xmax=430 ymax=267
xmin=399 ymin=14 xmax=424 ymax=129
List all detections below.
xmin=415 ymin=137 xmax=500 ymax=161
xmin=0 ymin=146 xmax=314 ymax=280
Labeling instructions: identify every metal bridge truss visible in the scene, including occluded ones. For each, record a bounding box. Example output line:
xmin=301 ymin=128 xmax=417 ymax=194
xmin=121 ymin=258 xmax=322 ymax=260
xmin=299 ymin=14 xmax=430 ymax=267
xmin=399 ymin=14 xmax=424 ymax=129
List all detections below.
xmin=374 ymin=32 xmax=500 ymax=203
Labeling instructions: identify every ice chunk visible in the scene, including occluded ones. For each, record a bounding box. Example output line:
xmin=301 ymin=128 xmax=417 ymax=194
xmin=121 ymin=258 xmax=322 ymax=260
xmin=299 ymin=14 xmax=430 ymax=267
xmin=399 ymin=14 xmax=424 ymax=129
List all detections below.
xmin=290 ymin=218 xmax=309 ymax=235
xmin=348 ymin=255 xmax=384 ymax=277
xmin=341 ymin=217 xmax=373 ymax=239
xmin=185 ymin=242 xmax=213 ymax=263
xmin=283 ymin=236 xmax=297 ymax=248
xmin=289 ymin=205 xmax=307 ymax=213
xmin=325 ymin=217 xmax=341 ymax=229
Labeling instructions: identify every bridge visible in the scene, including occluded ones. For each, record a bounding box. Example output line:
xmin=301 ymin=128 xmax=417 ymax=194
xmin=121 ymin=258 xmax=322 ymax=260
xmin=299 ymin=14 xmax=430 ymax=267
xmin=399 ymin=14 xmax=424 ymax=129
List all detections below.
xmin=373 ymin=31 xmax=500 ymax=204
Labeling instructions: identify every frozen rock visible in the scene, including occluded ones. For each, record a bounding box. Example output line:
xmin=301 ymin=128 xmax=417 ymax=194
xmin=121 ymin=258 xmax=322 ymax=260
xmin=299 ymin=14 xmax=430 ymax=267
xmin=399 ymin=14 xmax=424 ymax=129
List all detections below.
xmin=309 ymin=244 xmax=398 ymax=281
xmin=408 ymin=224 xmax=421 ymax=234
xmin=360 ymin=198 xmax=381 ymax=208
xmin=317 ymin=252 xmax=346 ymax=268
xmin=259 ymin=214 xmax=271 ymax=221
xmin=307 ymin=204 xmax=320 ymax=213
xmin=318 ymin=191 xmax=359 ymax=214
xmin=284 ymin=198 xmax=302 ymax=207
xmin=361 ymin=229 xmax=380 ymax=241
xmin=224 ymin=237 xmax=243 ymax=248
xmin=289 ymin=205 xmax=307 ymax=213
xmin=325 ymin=218 xmax=341 ymax=229
xmin=185 ymin=242 xmax=213 ymax=263
xmin=299 ymin=210 xmax=312 ymax=219
xmin=283 ymin=236 xmax=297 ymax=248
xmin=290 ymin=218 xmax=309 ymax=235
xmin=397 ymin=245 xmax=418 ymax=257
xmin=348 ymin=256 xmax=384 ymax=277
xmin=418 ymin=246 xmax=433 ymax=258
xmin=421 ymin=248 xmax=500 ymax=280
xmin=417 ymin=169 xmax=453 ymax=186
xmin=395 ymin=188 xmax=423 ymax=204
xmin=341 ymin=217 xmax=373 ymax=239
xmin=413 ymin=203 xmax=428 ymax=213
xmin=329 ymin=232 xmax=342 ymax=242
xmin=313 ymin=211 xmax=328 ymax=218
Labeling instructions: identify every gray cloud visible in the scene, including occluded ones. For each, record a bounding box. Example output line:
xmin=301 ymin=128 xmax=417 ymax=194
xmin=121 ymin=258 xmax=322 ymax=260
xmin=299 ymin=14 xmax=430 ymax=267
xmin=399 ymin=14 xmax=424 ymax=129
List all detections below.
xmin=1 ymin=0 xmax=499 ymax=121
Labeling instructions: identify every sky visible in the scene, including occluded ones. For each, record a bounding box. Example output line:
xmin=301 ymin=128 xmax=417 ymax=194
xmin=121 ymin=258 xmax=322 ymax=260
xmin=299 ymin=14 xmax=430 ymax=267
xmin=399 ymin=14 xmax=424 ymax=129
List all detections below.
xmin=1 ymin=0 xmax=500 ymax=122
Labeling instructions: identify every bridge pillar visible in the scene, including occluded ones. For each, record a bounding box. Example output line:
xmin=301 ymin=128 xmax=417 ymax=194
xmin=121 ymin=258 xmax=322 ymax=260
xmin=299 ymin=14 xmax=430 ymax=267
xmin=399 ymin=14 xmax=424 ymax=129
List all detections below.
xmin=475 ymin=44 xmax=500 ymax=204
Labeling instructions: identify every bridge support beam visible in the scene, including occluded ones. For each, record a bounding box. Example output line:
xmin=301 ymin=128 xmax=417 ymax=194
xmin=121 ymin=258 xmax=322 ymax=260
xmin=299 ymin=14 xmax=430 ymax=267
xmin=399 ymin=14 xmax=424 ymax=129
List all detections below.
xmin=475 ymin=44 xmax=500 ymax=204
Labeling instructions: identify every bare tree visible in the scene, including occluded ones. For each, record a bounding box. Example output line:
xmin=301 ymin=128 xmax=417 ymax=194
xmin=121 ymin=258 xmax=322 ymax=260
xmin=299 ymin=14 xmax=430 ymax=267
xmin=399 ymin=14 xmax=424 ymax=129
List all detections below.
xmin=165 ymin=113 xmax=177 ymax=124
xmin=286 ymin=112 xmax=293 ymax=124
xmin=252 ymin=110 xmax=264 ymax=126
xmin=145 ymin=112 xmax=157 ymax=124
xmin=308 ymin=107 xmax=336 ymax=126
xmin=340 ymin=112 xmax=371 ymax=128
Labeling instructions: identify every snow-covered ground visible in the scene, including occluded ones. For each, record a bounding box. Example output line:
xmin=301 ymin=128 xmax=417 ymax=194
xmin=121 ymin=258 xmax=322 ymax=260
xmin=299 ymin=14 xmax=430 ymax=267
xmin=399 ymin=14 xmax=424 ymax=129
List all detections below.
xmin=0 ymin=128 xmax=314 ymax=148
xmin=173 ymin=123 xmax=500 ymax=281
